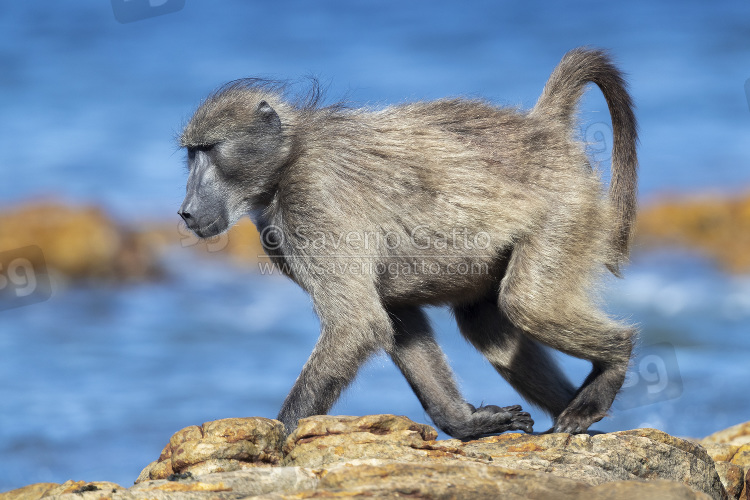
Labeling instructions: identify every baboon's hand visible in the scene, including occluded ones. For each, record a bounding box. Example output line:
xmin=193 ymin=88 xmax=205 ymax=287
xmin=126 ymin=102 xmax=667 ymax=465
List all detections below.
xmin=475 ymin=404 xmax=534 ymax=433
xmin=452 ymin=404 xmax=534 ymax=439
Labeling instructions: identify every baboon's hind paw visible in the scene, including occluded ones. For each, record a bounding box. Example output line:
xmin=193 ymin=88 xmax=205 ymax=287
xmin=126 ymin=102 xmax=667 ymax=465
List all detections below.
xmin=552 ymin=405 xmax=605 ymax=434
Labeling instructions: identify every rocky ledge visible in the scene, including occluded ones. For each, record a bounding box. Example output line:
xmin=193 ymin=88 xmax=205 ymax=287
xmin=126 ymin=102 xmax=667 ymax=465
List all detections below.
xmin=4 ymin=415 xmax=749 ymax=500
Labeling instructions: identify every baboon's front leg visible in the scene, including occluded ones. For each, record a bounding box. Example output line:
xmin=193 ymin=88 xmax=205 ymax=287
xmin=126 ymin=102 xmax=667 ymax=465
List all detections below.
xmin=277 ymin=279 xmax=392 ymax=434
xmin=388 ymin=306 xmax=533 ymax=439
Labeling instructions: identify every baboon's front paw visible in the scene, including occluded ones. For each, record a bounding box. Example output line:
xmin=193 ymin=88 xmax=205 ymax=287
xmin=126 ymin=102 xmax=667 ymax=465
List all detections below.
xmin=471 ymin=404 xmax=534 ymax=435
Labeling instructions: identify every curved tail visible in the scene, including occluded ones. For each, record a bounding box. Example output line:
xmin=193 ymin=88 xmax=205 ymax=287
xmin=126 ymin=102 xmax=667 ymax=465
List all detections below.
xmin=532 ymin=48 xmax=638 ymax=276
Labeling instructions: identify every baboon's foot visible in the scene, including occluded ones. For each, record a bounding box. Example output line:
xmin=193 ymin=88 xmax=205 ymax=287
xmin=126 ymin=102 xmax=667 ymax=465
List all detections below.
xmin=553 ymin=364 xmax=625 ymax=434
xmin=552 ymin=399 xmax=607 ymax=434
xmin=448 ymin=404 xmax=533 ymax=439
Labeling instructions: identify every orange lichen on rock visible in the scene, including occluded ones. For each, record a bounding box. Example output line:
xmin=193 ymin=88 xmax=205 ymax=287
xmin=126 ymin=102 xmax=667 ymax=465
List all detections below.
xmin=636 ymin=192 xmax=750 ymax=273
xmin=0 ymin=201 xmax=267 ymax=282
xmin=0 ymin=201 xmax=162 ymax=282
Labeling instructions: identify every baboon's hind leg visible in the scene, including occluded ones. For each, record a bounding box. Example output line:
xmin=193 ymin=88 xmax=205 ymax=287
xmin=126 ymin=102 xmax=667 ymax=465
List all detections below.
xmin=387 ymin=306 xmax=533 ymax=439
xmin=453 ymin=296 xmax=576 ymax=420
xmin=499 ymin=215 xmax=635 ymax=434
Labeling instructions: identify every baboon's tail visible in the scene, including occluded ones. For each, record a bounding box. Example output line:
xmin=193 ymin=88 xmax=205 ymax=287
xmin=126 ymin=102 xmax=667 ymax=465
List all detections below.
xmin=531 ymin=48 xmax=638 ymax=276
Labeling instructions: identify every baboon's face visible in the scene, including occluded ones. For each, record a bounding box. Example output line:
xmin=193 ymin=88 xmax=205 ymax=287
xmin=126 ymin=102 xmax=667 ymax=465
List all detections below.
xmin=179 ymin=100 xmax=288 ymax=238
xmin=178 ymin=144 xmax=236 ymax=238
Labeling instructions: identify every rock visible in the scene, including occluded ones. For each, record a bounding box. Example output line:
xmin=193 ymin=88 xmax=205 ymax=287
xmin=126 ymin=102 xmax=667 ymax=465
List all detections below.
xmin=0 ymin=202 xmax=270 ymax=283
xmin=704 ymin=444 xmax=749 ymax=500
xmin=316 ymin=462 xmax=589 ymax=499
xmin=312 ymin=462 xmax=713 ymax=499
xmin=714 ymin=462 xmax=746 ymax=499
xmin=285 ymin=416 xmax=725 ymax=497
xmin=467 ymin=428 xmax=726 ymax=495
xmin=0 ymin=480 xmax=124 ymax=500
xmin=135 ymin=414 xmax=728 ymax=499
xmin=585 ymin=480 xmax=713 ymax=500
xmin=137 ymin=417 xmax=286 ymax=481
xmin=131 ymin=469 xmax=317 ymax=498
xmin=0 ymin=484 xmax=57 ymax=500
xmin=3 ymin=469 xmax=713 ymax=500
xmin=636 ymin=193 xmax=750 ymax=273
xmin=702 ymin=422 xmax=750 ymax=499
xmin=7 ymin=416 xmax=749 ymax=500
xmin=282 ymin=414 xmax=444 ymax=467
xmin=703 ymin=443 xmax=743 ymax=463
xmin=704 ymin=422 xmax=750 ymax=448
xmin=44 ymin=480 xmax=123 ymax=496
xmin=0 ymin=202 xmax=162 ymax=282
xmin=732 ymin=446 xmax=750 ymax=469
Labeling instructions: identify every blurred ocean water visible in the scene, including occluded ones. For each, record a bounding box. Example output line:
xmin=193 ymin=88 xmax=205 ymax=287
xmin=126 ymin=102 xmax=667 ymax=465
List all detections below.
xmin=0 ymin=0 xmax=749 ymax=492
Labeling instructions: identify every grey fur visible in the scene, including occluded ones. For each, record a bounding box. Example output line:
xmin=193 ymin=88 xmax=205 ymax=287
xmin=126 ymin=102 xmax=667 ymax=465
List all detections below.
xmin=178 ymin=47 xmax=638 ymax=437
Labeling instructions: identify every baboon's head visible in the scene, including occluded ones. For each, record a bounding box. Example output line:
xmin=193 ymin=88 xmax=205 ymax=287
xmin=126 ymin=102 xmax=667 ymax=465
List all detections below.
xmin=178 ymin=81 xmax=292 ymax=238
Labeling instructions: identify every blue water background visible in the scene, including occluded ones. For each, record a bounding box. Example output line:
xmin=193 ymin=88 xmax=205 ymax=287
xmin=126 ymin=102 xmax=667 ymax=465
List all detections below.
xmin=1 ymin=0 xmax=749 ymax=491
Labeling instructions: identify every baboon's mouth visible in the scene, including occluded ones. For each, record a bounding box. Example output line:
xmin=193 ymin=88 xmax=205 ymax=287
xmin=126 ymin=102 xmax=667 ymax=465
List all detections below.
xmin=193 ymin=216 xmax=225 ymax=238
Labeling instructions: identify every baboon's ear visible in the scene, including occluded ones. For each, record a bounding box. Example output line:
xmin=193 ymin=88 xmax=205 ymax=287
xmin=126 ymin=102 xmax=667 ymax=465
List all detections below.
xmin=257 ymin=100 xmax=281 ymax=131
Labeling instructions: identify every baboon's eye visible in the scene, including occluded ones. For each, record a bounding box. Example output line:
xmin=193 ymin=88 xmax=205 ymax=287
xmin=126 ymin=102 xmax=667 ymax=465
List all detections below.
xmin=187 ymin=144 xmax=216 ymax=160
xmin=191 ymin=144 xmax=215 ymax=153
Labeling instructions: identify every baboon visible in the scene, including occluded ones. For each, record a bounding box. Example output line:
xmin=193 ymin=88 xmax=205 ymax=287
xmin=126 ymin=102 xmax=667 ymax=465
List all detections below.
xmin=178 ymin=47 xmax=638 ymax=438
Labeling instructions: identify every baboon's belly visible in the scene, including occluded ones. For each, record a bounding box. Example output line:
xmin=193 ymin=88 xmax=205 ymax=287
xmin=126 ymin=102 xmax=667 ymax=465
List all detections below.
xmin=377 ymin=253 xmax=507 ymax=306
